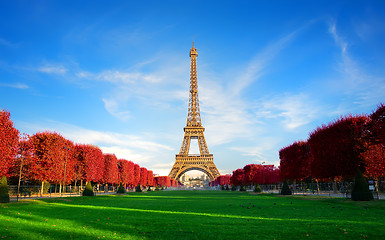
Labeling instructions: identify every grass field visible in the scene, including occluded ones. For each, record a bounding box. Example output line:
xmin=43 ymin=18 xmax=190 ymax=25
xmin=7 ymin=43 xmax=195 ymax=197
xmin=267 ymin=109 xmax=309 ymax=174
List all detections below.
xmin=1 ymin=190 xmax=385 ymax=239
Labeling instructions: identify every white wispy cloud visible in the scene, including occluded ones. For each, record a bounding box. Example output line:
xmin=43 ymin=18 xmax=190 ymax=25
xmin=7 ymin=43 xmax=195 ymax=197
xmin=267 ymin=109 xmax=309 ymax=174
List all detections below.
xmin=231 ymin=30 xmax=299 ymax=96
xmin=199 ymin=80 xmax=254 ymax=146
xmin=76 ymin=55 xmax=188 ymax=121
xmin=198 ymin=28 xmax=305 ymax=147
xmin=37 ymin=65 xmax=68 ymax=75
xmin=15 ymin=120 xmax=176 ymax=173
xmin=255 ymin=93 xmax=321 ymax=130
xmin=102 ymin=98 xmax=131 ymax=121
xmin=0 ymin=37 xmax=18 ymax=48
xmin=0 ymin=83 xmax=29 ymax=89
xmin=95 ymin=70 xmax=162 ymax=84
xmin=328 ymin=21 xmax=385 ymax=107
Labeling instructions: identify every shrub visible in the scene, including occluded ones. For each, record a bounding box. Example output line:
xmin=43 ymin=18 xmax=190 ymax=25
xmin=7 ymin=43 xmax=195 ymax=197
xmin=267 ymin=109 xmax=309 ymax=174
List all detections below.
xmin=239 ymin=185 xmax=246 ymax=191
xmin=351 ymin=169 xmax=373 ymax=201
xmin=280 ymin=179 xmax=292 ymax=195
xmin=135 ymin=184 xmax=142 ymax=192
xmin=155 ymin=185 xmax=160 ymax=191
xmin=0 ymin=176 xmax=10 ymax=203
xmin=254 ymin=184 xmax=262 ymax=193
xmin=82 ymin=182 xmax=94 ymax=196
xmin=42 ymin=181 xmax=51 ymax=194
xmin=231 ymin=185 xmax=237 ymax=191
xmin=117 ymin=183 xmax=126 ymax=194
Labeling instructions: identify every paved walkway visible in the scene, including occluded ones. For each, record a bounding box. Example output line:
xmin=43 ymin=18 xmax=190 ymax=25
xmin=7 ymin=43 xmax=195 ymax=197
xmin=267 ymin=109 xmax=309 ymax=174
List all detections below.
xmin=9 ymin=191 xmax=118 ymax=202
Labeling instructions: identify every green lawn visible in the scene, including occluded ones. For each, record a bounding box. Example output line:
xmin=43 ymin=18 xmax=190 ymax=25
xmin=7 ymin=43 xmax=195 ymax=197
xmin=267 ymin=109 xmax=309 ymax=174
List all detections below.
xmin=1 ymin=191 xmax=385 ymax=239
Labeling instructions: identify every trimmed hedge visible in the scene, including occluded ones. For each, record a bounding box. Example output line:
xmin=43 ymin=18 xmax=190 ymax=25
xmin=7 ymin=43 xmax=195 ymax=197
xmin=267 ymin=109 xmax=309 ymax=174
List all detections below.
xmin=254 ymin=184 xmax=262 ymax=193
xmin=135 ymin=184 xmax=142 ymax=192
xmin=280 ymin=179 xmax=292 ymax=195
xmin=82 ymin=182 xmax=94 ymax=196
xmin=351 ymin=169 xmax=373 ymax=201
xmin=0 ymin=176 xmax=10 ymax=203
xmin=117 ymin=183 xmax=126 ymax=194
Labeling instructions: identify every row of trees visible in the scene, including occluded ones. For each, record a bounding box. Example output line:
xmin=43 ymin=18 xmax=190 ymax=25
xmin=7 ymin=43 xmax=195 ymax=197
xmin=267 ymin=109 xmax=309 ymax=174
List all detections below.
xmin=279 ymin=104 xmax=385 ymax=184
xmin=153 ymin=176 xmax=179 ymax=188
xmin=0 ymin=109 xmax=167 ymax=192
xmin=211 ymin=164 xmax=280 ymax=187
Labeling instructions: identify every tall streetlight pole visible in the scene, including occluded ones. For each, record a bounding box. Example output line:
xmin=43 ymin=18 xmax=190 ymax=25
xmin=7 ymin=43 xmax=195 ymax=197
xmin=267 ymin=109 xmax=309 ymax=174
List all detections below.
xmin=261 ymin=161 xmax=265 ymax=191
xmin=62 ymin=146 xmax=70 ymax=196
xmin=17 ymin=148 xmax=25 ymax=201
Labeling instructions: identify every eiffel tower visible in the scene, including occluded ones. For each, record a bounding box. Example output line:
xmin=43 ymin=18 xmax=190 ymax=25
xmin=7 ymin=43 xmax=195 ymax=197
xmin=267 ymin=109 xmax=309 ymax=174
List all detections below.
xmin=168 ymin=43 xmax=220 ymax=181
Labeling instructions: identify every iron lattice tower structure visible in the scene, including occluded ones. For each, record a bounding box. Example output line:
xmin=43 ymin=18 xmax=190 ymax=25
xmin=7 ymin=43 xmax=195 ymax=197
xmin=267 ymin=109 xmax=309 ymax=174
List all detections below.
xmin=168 ymin=43 xmax=220 ymax=181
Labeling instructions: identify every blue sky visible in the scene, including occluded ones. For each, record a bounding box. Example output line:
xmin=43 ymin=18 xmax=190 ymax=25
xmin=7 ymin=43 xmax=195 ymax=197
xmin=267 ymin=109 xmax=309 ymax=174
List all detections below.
xmin=1 ymin=1 xmax=384 ymax=177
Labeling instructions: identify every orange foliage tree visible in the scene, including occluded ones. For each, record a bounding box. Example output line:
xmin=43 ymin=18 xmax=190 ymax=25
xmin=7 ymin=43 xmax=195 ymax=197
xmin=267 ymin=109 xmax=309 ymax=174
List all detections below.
xmin=27 ymin=131 xmax=75 ymax=185
xmin=0 ymin=110 xmax=19 ymax=177
xmin=279 ymin=141 xmax=310 ymax=181
xmin=102 ymin=154 xmax=119 ymax=185
xmin=308 ymin=115 xmax=370 ymax=180
xmin=74 ymin=144 xmax=104 ymax=185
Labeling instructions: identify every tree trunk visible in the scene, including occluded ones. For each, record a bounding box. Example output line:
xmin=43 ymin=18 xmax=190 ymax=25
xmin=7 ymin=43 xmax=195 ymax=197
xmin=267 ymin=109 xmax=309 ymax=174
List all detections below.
xmin=41 ymin=181 xmax=44 ymax=196
xmin=333 ymin=180 xmax=338 ymax=194
xmin=316 ymin=180 xmax=320 ymax=193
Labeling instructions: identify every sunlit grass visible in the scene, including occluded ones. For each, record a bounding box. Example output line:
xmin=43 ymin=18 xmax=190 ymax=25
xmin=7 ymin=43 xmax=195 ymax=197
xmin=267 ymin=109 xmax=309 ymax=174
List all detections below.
xmin=1 ymin=191 xmax=385 ymax=239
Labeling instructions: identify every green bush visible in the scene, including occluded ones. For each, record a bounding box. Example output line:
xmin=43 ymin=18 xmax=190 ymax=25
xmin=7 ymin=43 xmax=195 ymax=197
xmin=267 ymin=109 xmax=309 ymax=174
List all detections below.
xmin=42 ymin=181 xmax=51 ymax=194
xmin=0 ymin=176 xmax=10 ymax=203
xmin=351 ymin=169 xmax=373 ymax=201
xmin=254 ymin=184 xmax=262 ymax=193
xmin=239 ymin=185 xmax=246 ymax=191
xmin=82 ymin=182 xmax=94 ymax=196
xmin=280 ymin=179 xmax=292 ymax=195
xmin=117 ymin=183 xmax=126 ymax=194
xmin=135 ymin=184 xmax=142 ymax=192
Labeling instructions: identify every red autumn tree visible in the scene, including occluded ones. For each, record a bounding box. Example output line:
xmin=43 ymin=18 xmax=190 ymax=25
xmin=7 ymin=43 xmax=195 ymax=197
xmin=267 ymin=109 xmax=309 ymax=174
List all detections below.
xmin=126 ymin=161 xmax=135 ymax=186
xmin=0 ymin=110 xmax=19 ymax=177
xmin=27 ymin=131 xmax=75 ymax=184
xmin=133 ymin=164 xmax=140 ymax=186
xmin=308 ymin=115 xmax=369 ymax=180
xmin=73 ymin=144 xmax=104 ymax=184
xmin=147 ymin=170 xmax=154 ymax=187
xmin=263 ymin=165 xmax=280 ymax=184
xmin=243 ymin=164 xmax=259 ymax=186
xmin=279 ymin=141 xmax=310 ymax=181
xmin=230 ymin=168 xmax=244 ymax=186
xmin=361 ymin=144 xmax=385 ymax=180
xmin=140 ymin=167 xmax=148 ymax=186
xmin=9 ymin=134 xmax=33 ymax=184
xmin=103 ymin=154 xmax=119 ymax=184
xmin=358 ymin=103 xmax=385 ymax=181
xmin=154 ymin=176 xmax=171 ymax=187
xmin=117 ymin=159 xmax=131 ymax=185
xmin=367 ymin=103 xmax=385 ymax=145
xmin=213 ymin=175 xmax=231 ymax=186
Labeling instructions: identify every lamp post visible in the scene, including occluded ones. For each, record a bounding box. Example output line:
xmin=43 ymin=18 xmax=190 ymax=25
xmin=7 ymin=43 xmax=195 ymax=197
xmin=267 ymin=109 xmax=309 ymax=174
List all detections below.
xmin=17 ymin=148 xmax=25 ymax=201
xmin=62 ymin=146 xmax=70 ymax=196
xmin=261 ymin=161 xmax=265 ymax=191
